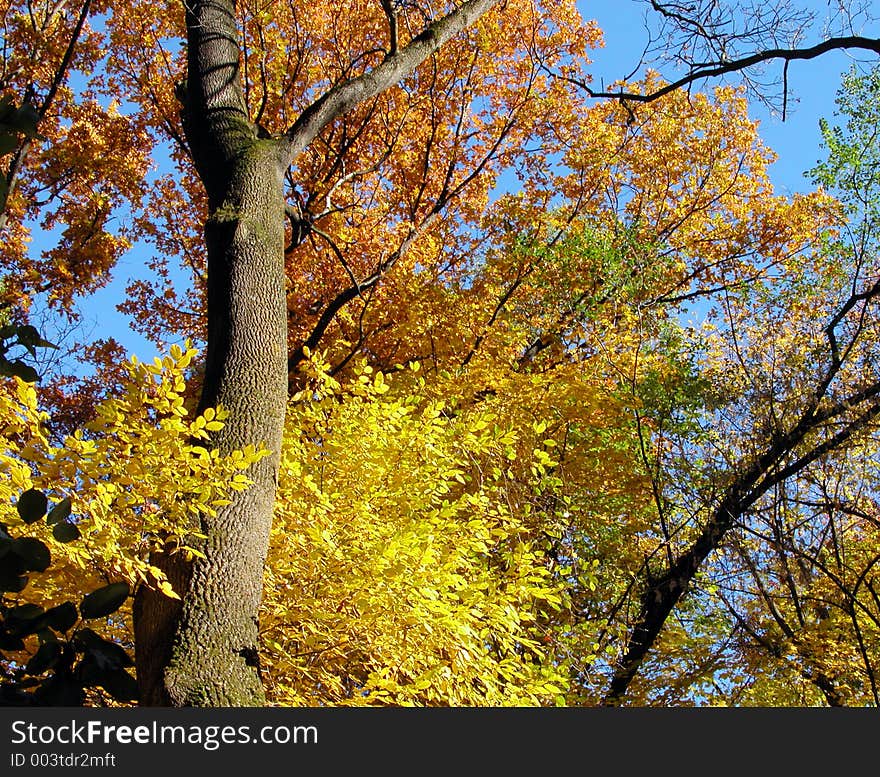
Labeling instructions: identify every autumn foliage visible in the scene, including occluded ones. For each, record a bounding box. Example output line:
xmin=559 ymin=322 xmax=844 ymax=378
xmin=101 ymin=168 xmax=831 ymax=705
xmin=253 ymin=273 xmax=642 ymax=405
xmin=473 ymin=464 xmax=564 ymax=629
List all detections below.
xmin=1 ymin=0 xmax=879 ymax=706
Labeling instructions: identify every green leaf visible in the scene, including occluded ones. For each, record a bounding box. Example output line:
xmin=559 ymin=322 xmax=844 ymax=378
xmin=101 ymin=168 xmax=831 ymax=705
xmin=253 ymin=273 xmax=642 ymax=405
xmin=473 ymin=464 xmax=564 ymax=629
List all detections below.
xmin=52 ymin=522 xmax=80 ymax=543
xmin=3 ymin=102 xmax=42 ymax=138
xmin=25 ymin=640 xmax=62 ymax=675
xmin=0 ymin=570 xmax=28 ymax=593
xmin=74 ymin=628 xmax=134 ymax=668
xmin=16 ymin=324 xmax=57 ymax=351
xmin=46 ymin=497 xmax=72 ymax=525
xmin=44 ymin=602 xmax=78 ymax=633
xmin=0 ymin=632 xmax=25 ymax=651
xmin=0 ymin=544 xmax=27 ymax=574
xmin=98 ymin=668 xmax=139 ymax=702
xmin=11 ymin=537 xmax=50 ymax=572
xmin=79 ymin=582 xmax=129 ymax=619
xmin=1 ymin=359 xmax=39 ymax=383
xmin=16 ymin=489 xmax=47 ymax=524
xmin=15 ymin=324 xmax=40 ymax=344
xmin=33 ymin=675 xmax=85 ymax=706
xmin=0 ymin=133 xmax=17 ymax=156
xmin=7 ymin=603 xmax=43 ymax=620
xmin=5 ymin=603 xmax=46 ymax=637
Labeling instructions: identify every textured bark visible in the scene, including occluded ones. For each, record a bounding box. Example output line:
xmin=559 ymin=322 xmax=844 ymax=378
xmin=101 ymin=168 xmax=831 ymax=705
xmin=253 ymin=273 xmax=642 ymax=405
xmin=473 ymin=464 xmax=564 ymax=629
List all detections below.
xmin=134 ymin=0 xmax=287 ymax=706
xmin=132 ymin=546 xmax=192 ymax=706
xmin=163 ymin=145 xmax=287 ymax=706
xmin=134 ymin=139 xmax=287 ymax=706
xmin=134 ymin=0 xmax=502 ymax=706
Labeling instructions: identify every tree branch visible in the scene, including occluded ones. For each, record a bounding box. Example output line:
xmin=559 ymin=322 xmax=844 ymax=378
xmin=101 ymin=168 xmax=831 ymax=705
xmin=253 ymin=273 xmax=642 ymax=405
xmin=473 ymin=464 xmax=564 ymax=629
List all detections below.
xmin=602 ymin=393 xmax=880 ymax=705
xmin=0 ymin=0 xmax=92 ymax=232
xmin=582 ymin=37 xmax=880 ymax=105
xmin=281 ymin=0 xmax=501 ymax=164
xmin=379 ymin=0 xmax=400 ymax=57
xmin=287 ymin=211 xmax=441 ymax=379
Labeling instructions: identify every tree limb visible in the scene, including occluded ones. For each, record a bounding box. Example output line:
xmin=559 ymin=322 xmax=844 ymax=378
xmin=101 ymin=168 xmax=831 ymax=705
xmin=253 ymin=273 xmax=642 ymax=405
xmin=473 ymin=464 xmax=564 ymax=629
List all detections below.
xmin=583 ymin=36 xmax=880 ymax=105
xmin=281 ymin=0 xmax=500 ymax=164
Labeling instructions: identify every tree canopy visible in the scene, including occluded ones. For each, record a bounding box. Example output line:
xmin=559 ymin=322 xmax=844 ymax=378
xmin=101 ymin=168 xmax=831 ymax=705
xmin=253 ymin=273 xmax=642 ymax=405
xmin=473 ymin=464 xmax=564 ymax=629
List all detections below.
xmin=1 ymin=0 xmax=880 ymax=707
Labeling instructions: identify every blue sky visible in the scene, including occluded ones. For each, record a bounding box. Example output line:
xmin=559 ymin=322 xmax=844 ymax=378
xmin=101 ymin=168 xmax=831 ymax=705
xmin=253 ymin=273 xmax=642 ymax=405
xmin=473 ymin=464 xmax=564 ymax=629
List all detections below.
xmin=581 ymin=0 xmax=859 ymax=196
xmin=65 ymin=1 xmax=867 ymax=365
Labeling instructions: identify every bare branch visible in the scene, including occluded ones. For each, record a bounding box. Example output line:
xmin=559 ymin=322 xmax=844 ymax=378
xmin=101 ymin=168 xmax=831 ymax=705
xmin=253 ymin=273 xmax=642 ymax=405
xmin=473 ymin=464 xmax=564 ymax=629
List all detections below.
xmin=583 ymin=36 xmax=880 ymax=105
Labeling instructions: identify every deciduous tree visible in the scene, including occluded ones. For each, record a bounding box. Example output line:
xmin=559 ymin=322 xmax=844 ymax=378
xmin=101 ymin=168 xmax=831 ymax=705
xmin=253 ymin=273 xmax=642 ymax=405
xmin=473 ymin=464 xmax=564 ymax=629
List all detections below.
xmin=3 ymin=0 xmax=880 ymax=708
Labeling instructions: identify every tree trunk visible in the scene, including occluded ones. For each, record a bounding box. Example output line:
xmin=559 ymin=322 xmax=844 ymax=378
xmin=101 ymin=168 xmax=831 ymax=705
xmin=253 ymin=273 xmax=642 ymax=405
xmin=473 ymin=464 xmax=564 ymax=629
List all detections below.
xmin=133 ymin=0 xmax=287 ymax=705
xmin=166 ymin=146 xmax=287 ymax=706
xmin=133 ymin=0 xmax=501 ymax=706
xmin=136 ymin=142 xmax=287 ymax=706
